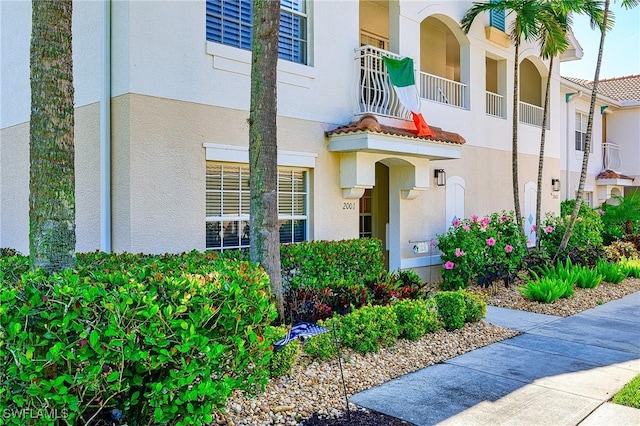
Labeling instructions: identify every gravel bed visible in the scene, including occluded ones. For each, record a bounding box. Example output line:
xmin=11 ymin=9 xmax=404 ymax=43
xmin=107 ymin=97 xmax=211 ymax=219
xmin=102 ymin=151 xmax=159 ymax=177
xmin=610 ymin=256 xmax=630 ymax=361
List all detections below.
xmin=213 ymin=277 xmax=640 ymax=425
xmin=480 ymin=276 xmax=640 ymax=317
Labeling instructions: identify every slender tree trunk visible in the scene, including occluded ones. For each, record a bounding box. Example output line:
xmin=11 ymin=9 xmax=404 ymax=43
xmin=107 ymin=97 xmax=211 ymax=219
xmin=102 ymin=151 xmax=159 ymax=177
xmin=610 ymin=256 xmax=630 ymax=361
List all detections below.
xmin=512 ymin=40 xmax=522 ymax=228
xmin=29 ymin=0 xmax=76 ymax=273
xmin=555 ymin=0 xmax=610 ymax=259
xmin=535 ymin=57 xmax=554 ymax=249
xmin=249 ymin=0 xmax=284 ymax=320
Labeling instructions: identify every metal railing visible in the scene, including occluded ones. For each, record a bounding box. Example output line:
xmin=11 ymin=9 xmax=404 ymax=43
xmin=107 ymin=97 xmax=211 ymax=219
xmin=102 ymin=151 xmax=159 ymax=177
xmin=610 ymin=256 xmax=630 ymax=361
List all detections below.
xmin=419 ymin=72 xmax=468 ymax=109
xmin=355 ymin=45 xmax=410 ymax=119
xmin=486 ymin=91 xmax=505 ymax=118
xmin=519 ymin=101 xmax=545 ymax=128
xmin=602 ymin=142 xmax=621 ymax=171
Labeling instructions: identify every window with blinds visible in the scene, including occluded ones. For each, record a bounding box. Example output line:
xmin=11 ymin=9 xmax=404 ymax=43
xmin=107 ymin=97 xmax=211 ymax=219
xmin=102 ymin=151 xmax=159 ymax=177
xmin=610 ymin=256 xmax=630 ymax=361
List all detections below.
xmin=206 ymin=163 xmax=308 ymax=250
xmin=575 ymin=112 xmax=591 ymax=152
xmin=205 ymin=0 xmax=308 ymax=65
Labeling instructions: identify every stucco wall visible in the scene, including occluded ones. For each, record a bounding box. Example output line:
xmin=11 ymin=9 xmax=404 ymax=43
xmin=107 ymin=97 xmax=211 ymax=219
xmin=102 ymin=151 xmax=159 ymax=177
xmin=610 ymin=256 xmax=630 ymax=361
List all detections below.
xmin=607 ymin=108 xmax=640 ymax=180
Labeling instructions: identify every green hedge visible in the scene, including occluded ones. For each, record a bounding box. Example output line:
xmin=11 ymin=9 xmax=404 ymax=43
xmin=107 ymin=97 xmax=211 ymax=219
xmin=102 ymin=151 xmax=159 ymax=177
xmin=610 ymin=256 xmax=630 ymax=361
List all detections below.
xmin=0 ymin=251 xmax=276 ymax=426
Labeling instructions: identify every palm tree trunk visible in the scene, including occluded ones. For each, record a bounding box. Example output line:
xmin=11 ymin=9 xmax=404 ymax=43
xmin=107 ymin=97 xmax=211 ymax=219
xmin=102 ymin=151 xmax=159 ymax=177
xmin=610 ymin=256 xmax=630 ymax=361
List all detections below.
xmin=535 ymin=57 xmax=554 ymax=248
xmin=249 ymin=0 xmax=285 ymax=321
xmin=512 ymin=40 xmax=522 ymax=228
xmin=29 ymin=0 xmax=76 ymax=273
xmin=555 ymin=0 xmax=610 ymax=259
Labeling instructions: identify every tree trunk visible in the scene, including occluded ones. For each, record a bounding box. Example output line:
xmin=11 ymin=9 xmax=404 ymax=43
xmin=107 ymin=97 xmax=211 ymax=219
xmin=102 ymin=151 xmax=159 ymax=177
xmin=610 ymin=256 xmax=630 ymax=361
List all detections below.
xmin=535 ymin=57 xmax=554 ymax=248
xmin=512 ymin=40 xmax=522 ymax=229
xmin=249 ymin=0 xmax=285 ymax=321
xmin=29 ymin=0 xmax=76 ymax=273
xmin=555 ymin=0 xmax=610 ymax=259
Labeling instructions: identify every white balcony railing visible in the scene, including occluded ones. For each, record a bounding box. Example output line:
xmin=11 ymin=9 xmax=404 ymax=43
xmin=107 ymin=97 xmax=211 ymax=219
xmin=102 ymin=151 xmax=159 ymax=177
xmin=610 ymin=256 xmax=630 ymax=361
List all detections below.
xmin=355 ymin=45 xmax=410 ymax=119
xmin=602 ymin=142 xmax=621 ymax=171
xmin=419 ymin=72 xmax=468 ymax=109
xmin=519 ymin=101 xmax=545 ymax=128
xmin=486 ymin=91 xmax=505 ymax=118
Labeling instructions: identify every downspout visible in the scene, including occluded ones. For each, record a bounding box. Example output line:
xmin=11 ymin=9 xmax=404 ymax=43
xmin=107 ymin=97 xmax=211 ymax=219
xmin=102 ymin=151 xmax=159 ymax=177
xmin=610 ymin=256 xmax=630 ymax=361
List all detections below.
xmin=565 ymin=91 xmax=582 ymax=200
xmin=100 ymin=0 xmax=112 ymax=252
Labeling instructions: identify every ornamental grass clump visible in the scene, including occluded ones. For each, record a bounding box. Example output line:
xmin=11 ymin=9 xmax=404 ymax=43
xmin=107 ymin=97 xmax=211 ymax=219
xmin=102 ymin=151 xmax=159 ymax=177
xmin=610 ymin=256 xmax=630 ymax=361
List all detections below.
xmin=519 ymin=276 xmax=573 ymax=303
xmin=437 ymin=211 xmax=527 ymax=290
xmin=618 ymin=258 xmax=640 ymax=279
xmin=596 ymin=259 xmax=627 ymax=284
xmin=574 ymin=266 xmax=603 ymax=289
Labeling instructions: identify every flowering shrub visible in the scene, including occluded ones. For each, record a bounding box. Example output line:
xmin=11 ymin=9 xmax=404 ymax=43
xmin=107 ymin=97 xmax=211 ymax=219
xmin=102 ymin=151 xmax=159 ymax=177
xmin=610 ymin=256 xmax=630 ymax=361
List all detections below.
xmin=539 ymin=200 xmax=604 ymax=266
xmin=437 ymin=211 xmax=528 ymax=290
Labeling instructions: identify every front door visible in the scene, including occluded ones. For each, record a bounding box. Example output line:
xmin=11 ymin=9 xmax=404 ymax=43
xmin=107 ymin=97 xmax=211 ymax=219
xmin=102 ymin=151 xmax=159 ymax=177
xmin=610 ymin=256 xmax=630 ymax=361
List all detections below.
xmin=360 ymin=163 xmax=390 ymax=269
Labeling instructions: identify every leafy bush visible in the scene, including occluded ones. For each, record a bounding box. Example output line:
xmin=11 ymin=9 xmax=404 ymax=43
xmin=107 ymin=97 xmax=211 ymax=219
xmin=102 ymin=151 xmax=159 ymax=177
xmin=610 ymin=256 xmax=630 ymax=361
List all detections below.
xmin=460 ymin=290 xmax=487 ymax=322
xmin=301 ymin=318 xmax=338 ymax=361
xmin=281 ymin=239 xmax=385 ymax=322
xmin=0 ymin=251 xmax=276 ymax=426
xmin=437 ymin=211 xmax=527 ymax=290
xmin=434 ymin=291 xmax=466 ymax=330
xmin=600 ymin=193 xmax=640 ymax=244
xmin=596 ymin=259 xmax=627 ymax=284
xmin=539 ymin=200 xmax=604 ymax=266
xmin=266 ymin=326 xmax=301 ymax=378
xmin=604 ymin=241 xmax=639 ymax=262
xmin=519 ymin=276 xmax=573 ymax=303
xmin=392 ymin=299 xmax=439 ymax=341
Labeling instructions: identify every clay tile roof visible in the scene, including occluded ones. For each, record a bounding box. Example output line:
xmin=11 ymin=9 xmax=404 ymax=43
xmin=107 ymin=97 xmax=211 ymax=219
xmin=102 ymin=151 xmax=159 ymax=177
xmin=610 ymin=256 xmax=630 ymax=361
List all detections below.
xmin=596 ymin=169 xmax=635 ymax=181
xmin=326 ymin=115 xmax=466 ymax=145
xmin=564 ymin=74 xmax=640 ymax=102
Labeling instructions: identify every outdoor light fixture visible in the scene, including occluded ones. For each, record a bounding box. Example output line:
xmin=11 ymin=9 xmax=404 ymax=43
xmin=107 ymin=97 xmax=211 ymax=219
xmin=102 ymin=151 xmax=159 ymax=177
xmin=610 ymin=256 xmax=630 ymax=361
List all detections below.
xmin=435 ymin=169 xmax=446 ymax=187
xmin=552 ymin=178 xmax=561 ymax=192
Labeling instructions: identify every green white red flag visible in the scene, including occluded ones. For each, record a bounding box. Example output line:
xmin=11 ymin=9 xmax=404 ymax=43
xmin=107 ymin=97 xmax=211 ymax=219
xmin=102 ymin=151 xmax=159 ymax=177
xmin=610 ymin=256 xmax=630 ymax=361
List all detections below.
xmin=382 ymin=56 xmax=435 ymax=138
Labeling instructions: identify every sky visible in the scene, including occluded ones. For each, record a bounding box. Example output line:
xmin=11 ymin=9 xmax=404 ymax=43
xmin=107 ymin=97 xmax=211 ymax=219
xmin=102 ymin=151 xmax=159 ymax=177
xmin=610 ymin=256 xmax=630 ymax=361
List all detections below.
xmin=560 ymin=2 xmax=640 ymax=80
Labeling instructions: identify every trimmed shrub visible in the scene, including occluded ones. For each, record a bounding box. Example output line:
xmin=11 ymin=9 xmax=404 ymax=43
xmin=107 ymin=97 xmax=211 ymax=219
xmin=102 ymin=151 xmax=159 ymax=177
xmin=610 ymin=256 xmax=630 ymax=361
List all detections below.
xmin=392 ymin=299 xmax=439 ymax=341
xmin=604 ymin=241 xmax=639 ymax=262
xmin=461 ymin=290 xmax=487 ymax=323
xmin=437 ymin=211 xmax=528 ymax=290
xmin=337 ymin=305 xmax=400 ymax=353
xmin=0 ymin=251 xmax=276 ymax=426
xmin=266 ymin=326 xmax=301 ymax=378
xmin=301 ymin=318 xmax=337 ymax=361
xmin=619 ymin=258 xmax=640 ymax=279
xmin=434 ymin=292 xmax=466 ymax=330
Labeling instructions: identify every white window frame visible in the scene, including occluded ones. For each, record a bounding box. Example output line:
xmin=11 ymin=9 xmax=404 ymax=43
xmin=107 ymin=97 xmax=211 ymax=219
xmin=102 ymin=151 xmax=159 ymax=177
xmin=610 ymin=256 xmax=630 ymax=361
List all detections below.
xmin=575 ymin=112 xmax=592 ymax=153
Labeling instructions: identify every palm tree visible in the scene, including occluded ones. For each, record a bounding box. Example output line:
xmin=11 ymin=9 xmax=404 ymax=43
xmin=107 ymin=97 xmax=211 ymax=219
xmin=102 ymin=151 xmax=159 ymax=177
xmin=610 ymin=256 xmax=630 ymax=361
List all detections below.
xmin=29 ymin=0 xmax=76 ymax=273
xmin=249 ymin=0 xmax=285 ymax=320
xmin=534 ymin=0 xmax=604 ymax=249
xmin=462 ymin=0 xmax=554 ymax=229
xmin=555 ymin=0 xmax=638 ymax=258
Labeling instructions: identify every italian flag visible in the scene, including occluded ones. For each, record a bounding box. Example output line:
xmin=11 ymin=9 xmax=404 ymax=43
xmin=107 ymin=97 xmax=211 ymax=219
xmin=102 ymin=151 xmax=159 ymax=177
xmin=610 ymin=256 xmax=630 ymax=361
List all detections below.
xmin=382 ymin=56 xmax=435 ymax=138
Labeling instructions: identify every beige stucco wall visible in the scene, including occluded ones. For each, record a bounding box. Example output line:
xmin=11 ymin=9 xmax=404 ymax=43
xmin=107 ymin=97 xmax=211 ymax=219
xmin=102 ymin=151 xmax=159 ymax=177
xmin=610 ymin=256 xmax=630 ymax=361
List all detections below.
xmin=0 ymin=103 xmax=101 ymax=254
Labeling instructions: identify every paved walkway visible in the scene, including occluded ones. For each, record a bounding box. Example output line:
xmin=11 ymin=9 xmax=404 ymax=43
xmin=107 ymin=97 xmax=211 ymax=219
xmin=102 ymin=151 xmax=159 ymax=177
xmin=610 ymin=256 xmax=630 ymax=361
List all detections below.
xmin=350 ymin=292 xmax=640 ymax=426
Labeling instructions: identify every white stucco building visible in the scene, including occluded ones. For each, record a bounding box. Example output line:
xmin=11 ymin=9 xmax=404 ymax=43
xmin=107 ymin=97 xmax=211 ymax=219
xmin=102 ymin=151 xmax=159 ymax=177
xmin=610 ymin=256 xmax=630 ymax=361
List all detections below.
xmin=2 ymin=1 xmax=634 ymax=276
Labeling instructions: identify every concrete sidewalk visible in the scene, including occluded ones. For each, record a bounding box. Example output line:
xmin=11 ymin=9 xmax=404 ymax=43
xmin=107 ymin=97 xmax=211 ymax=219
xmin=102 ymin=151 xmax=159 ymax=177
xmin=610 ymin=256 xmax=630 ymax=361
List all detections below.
xmin=350 ymin=292 xmax=640 ymax=426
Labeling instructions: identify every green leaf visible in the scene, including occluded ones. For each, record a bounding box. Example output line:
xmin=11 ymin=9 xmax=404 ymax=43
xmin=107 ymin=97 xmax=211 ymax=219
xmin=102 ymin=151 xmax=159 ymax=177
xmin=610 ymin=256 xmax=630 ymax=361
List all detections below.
xmin=106 ymin=371 xmax=119 ymax=382
xmin=89 ymin=330 xmax=100 ymax=348
xmin=154 ymin=407 xmax=164 ymax=422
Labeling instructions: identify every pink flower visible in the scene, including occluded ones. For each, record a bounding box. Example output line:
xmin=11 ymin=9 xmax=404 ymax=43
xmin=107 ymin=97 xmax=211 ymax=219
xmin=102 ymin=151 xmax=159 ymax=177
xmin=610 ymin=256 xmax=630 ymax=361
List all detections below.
xmin=481 ymin=217 xmax=491 ymax=226
xmin=453 ymin=218 xmax=460 ymax=227
xmin=455 ymin=248 xmax=466 ymax=257
xmin=597 ymin=209 xmax=605 ymax=216
xmin=504 ymin=245 xmax=513 ymax=253
xmin=544 ymin=226 xmax=554 ymax=234
xmin=530 ymin=225 xmax=537 ymax=234
xmin=463 ymin=224 xmax=471 ymax=232
xmin=577 ymin=217 xmax=583 ymax=222
xmin=486 ymin=237 xmax=496 ymax=247
xmin=444 ymin=261 xmax=455 ymax=270
xmin=500 ymin=215 xmax=508 ymax=223
xmin=471 ymin=214 xmax=479 ymax=222
xmin=431 ymin=240 xmax=437 ymax=247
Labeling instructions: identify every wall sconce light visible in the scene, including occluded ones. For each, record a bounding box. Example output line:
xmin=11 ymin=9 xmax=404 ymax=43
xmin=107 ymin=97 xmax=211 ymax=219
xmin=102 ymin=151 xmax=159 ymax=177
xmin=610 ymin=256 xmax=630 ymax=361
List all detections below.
xmin=552 ymin=178 xmax=561 ymax=192
xmin=434 ymin=169 xmax=446 ymax=187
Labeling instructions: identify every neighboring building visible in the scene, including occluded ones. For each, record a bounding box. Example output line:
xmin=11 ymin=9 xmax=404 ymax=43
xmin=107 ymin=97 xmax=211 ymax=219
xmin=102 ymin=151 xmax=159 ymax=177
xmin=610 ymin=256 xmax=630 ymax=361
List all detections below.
xmin=2 ymin=0 xmax=590 ymax=277
xmin=560 ymin=74 xmax=640 ymax=207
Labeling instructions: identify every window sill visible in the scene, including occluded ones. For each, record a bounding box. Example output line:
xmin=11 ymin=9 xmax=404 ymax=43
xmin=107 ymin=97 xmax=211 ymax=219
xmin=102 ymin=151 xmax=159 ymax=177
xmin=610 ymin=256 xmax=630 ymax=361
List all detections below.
xmin=206 ymin=41 xmax=316 ymax=88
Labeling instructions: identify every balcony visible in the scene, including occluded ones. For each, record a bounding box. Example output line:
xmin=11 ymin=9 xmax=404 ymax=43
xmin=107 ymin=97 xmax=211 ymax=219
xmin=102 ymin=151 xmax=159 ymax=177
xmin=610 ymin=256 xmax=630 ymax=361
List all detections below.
xmin=519 ymin=101 xmax=545 ymax=127
xmin=602 ymin=142 xmax=621 ymax=172
xmin=356 ymin=45 xmax=468 ymax=119
xmin=419 ymin=72 xmax=468 ymax=109
xmin=486 ymin=91 xmax=505 ymax=118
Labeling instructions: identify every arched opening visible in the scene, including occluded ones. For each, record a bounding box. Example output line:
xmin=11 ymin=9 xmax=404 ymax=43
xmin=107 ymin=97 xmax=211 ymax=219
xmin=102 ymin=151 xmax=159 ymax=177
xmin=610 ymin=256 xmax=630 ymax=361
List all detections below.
xmin=519 ymin=57 xmax=545 ymax=127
